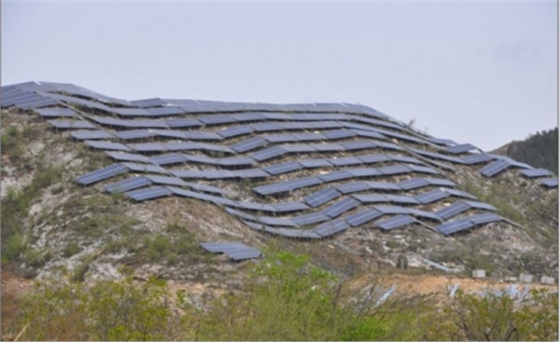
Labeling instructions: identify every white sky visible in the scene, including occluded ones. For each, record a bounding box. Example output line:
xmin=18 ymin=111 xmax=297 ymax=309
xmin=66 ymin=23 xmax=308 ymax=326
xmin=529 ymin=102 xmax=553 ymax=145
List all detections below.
xmin=2 ymin=1 xmax=557 ymax=151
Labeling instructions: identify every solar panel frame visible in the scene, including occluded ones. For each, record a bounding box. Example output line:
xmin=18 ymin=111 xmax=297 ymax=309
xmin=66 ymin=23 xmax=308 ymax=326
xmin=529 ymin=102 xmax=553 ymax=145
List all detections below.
xmin=291 ymin=212 xmax=331 ymax=226
xmin=35 ymin=107 xmax=78 ymax=118
xmin=437 ymin=218 xmax=475 ymax=235
xmin=165 ymin=118 xmax=203 ymax=128
xmin=230 ymin=137 xmax=267 ymax=153
xmin=318 ymin=170 xmax=354 ymax=183
xmin=414 ymin=189 xmax=450 ymax=204
xmin=217 ymin=125 xmax=255 ymax=138
xmin=145 ymin=174 xmax=188 ymax=187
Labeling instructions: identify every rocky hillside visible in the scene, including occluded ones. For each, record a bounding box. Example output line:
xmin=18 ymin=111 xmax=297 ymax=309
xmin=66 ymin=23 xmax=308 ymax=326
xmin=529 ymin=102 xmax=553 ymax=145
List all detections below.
xmin=1 ymin=82 xmax=558 ymax=292
xmin=493 ymin=127 xmax=558 ymax=175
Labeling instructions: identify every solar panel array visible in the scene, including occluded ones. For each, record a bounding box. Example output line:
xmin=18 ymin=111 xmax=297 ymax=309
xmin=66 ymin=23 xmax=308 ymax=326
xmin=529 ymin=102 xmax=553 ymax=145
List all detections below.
xmin=2 ymin=81 xmax=555 ymax=244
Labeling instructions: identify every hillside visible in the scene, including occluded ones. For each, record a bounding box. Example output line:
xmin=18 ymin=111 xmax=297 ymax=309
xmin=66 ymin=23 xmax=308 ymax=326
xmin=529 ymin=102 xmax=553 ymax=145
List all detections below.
xmin=493 ymin=128 xmax=558 ymax=175
xmin=1 ymin=81 xmax=558 ymax=289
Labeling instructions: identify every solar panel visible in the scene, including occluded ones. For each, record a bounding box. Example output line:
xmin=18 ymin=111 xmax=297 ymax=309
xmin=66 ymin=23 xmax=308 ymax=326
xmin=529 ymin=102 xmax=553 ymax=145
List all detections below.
xmin=414 ymin=189 xmax=449 ymax=204
xmin=304 ymin=187 xmax=342 ymax=208
xmin=128 ymin=143 xmax=168 ymax=152
xmin=231 ymin=168 xmax=270 ymax=179
xmin=198 ymin=115 xmax=236 ymax=125
xmin=252 ymin=122 xmax=286 ymax=132
xmin=197 ymin=142 xmax=234 ymax=154
xmin=336 ymin=182 xmax=373 ymax=194
xmin=258 ymin=216 xmax=296 ymax=227
xmin=150 ymin=129 xmax=188 ymax=139
xmin=263 ymin=134 xmax=297 ymax=143
xmin=217 ymin=125 xmax=254 ymax=138
xmin=145 ymin=107 xmax=186 ymax=116
xmin=520 ymin=168 xmax=553 ymax=178
xmin=238 ymin=201 xmax=277 ymax=213
xmin=345 ymin=209 xmax=383 ymax=227
xmin=230 ymin=137 xmax=267 ymax=153
xmin=373 ymin=205 xmax=411 ymax=215
xmin=375 ymin=141 xmax=405 ymax=151
xmin=313 ymin=219 xmax=350 ymax=237
xmin=252 ymin=182 xmax=293 ymax=196
xmin=48 ymin=120 xmax=96 ymax=129
xmin=271 ymin=201 xmax=309 ymax=213
xmin=121 ymin=162 xmax=169 ymax=174
xmin=427 ymin=137 xmax=457 ymax=146
xmin=184 ymin=131 xmax=223 ymax=141
xmin=250 ymin=225 xmax=322 ymax=240
xmin=329 ymin=157 xmax=363 ymax=167
xmin=264 ymin=162 xmax=303 ymax=175
xmin=280 ymin=144 xmax=316 ymax=153
xmin=292 ymin=133 xmax=327 ymax=141
xmin=378 ymin=165 xmax=411 ymax=176
xmin=85 ymin=140 xmax=131 ymax=151
xmin=168 ymin=170 xmax=203 ymax=179
xmin=105 ymin=151 xmax=151 ymax=163
xmin=322 ymin=197 xmax=360 ymax=218
xmin=462 ymin=200 xmax=497 ymax=211
xmin=160 ymin=142 xmax=201 ymax=151
xmin=353 ymin=129 xmax=387 ymax=140
xmin=298 ymin=158 xmax=333 ymax=168
xmin=291 ymin=212 xmax=330 ymax=226
xmin=310 ymin=121 xmax=343 ymax=129
xmin=145 ymin=175 xmax=187 ymax=187
xmin=200 ymin=242 xmax=261 ymax=261
xmin=310 ymin=143 xmax=347 ymax=152
xmin=285 ymin=176 xmax=324 ymax=191
xmin=443 ymin=188 xmax=477 ymax=200
xmin=407 ymin=165 xmax=440 ymax=175
xmin=436 ymin=202 xmax=470 ymax=220
xmin=352 ymin=194 xmax=389 ymax=203
xmin=385 ymin=195 xmax=419 ymax=205
xmin=323 ymin=129 xmax=357 ymax=140
xmin=341 ymin=140 xmax=377 ymax=151
xmin=541 ymin=178 xmax=558 ymax=188
xmin=410 ymin=148 xmax=465 ymax=164
xmin=231 ymin=112 xmax=267 ymax=122
xmin=35 ymin=108 xmax=77 ymax=117
xmin=425 ymin=178 xmax=456 ymax=187
xmin=468 ymin=212 xmax=502 ymax=225
xmin=165 ymin=118 xmax=203 ymax=128
xmin=217 ymin=157 xmax=256 ymax=167
xmin=367 ymin=181 xmax=401 ymax=191
xmin=437 ymin=218 xmax=475 ymax=235
xmin=358 ymin=154 xmax=392 ymax=164
xmin=406 ymin=208 xmax=442 ymax=221
xmin=114 ymin=129 xmax=157 ymax=140
xmin=250 ymin=146 xmax=286 ymax=162
xmin=446 ymin=143 xmax=478 ymax=154
xmin=480 ymin=160 xmax=510 ymax=177
xmin=71 ymin=130 xmax=114 ymax=140
xmin=375 ymin=215 xmax=415 ymax=230
xmin=347 ymin=168 xmax=382 ymax=178
xmin=203 ymin=170 xmax=236 ymax=180
xmin=104 ymin=176 xmax=152 ymax=193
xmin=75 ymin=163 xmax=128 ymax=186
xmin=319 ymin=170 xmax=354 ymax=183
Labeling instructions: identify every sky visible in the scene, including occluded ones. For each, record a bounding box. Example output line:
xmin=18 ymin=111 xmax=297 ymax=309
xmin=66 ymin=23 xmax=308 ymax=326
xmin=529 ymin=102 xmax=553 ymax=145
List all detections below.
xmin=1 ymin=1 xmax=557 ymax=151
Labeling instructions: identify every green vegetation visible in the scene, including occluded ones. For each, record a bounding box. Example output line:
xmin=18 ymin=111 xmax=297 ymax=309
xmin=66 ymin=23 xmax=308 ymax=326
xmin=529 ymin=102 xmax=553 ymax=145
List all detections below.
xmin=5 ymin=250 xmax=557 ymax=341
xmin=463 ymin=178 xmax=526 ymax=225
xmin=499 ymin=128 xmax=558 ymax=175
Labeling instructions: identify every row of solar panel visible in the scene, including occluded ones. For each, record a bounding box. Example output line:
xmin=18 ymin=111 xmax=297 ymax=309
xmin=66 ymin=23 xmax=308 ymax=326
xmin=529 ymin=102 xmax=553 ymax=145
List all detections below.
xmin=437 ymin=213 xmax=503 ymax=235
xmin=252 ymin=170 xmax=453 ymax=196
xmin=4 ymin=84 xmax=400 ymax=123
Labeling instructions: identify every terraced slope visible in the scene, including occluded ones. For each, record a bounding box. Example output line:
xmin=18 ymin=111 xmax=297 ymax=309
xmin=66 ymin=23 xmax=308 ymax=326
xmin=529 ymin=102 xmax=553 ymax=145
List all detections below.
xmin=1 ymin=81 xmax=557 ymax=278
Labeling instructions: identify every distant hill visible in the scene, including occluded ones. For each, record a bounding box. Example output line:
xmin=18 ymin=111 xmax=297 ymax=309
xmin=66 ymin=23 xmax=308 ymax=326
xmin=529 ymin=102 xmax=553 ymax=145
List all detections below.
xmin=494 ymin=128 xmax=558 ymax=175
